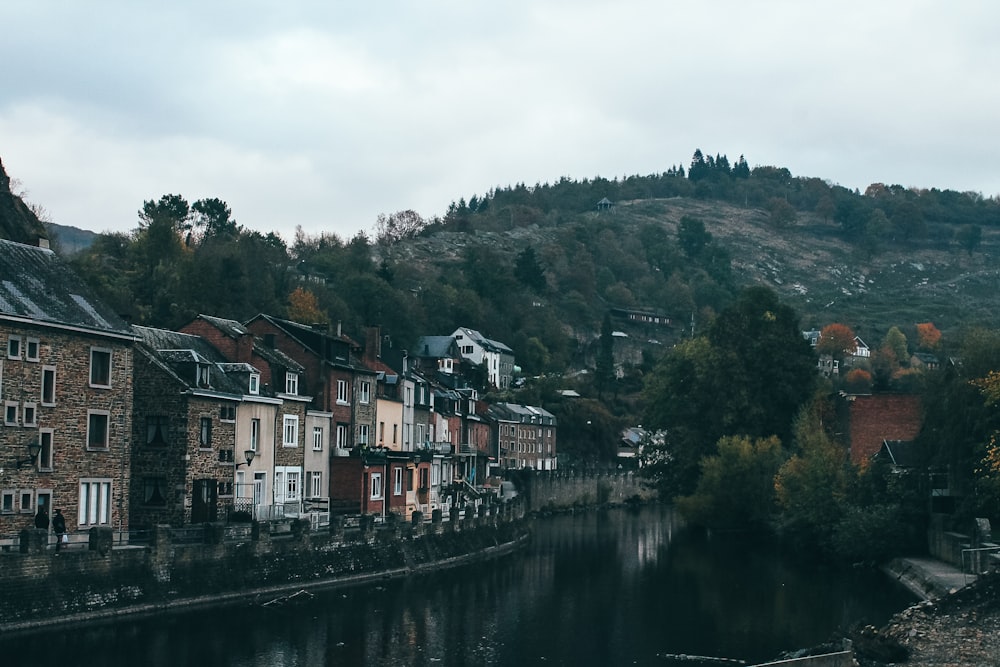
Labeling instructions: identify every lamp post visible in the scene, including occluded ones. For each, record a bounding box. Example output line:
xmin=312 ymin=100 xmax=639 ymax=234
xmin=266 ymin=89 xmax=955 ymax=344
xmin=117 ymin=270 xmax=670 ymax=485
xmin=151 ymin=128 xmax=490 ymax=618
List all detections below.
xmin=236 ymin=449 xmax=255 ymax=468
xmin=15 ymin=440 xmax=42 ymax=469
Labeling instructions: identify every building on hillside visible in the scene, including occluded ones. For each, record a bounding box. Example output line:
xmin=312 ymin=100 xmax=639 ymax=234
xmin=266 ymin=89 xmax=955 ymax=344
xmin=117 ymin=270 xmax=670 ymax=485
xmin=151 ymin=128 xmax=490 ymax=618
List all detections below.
xmin=487 ymin=402 xmax=558 ymax=471
xmin=451 ymin=327 xmax=515 ymax=390
xmin=412 ymin=335 xmax=462 ymax=377
xmin=0 ymin=238 xmax=136 ymax=539
xmin=839 ymin=393 xmax=923 ymax=465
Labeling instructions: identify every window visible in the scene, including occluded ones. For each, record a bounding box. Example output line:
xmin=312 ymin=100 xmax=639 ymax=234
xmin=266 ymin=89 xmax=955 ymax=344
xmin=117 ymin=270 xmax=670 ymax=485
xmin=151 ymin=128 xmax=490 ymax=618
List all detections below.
xmin=274 ymin=469 xmax=301 ymax=503
xmin=41 ymin=366 xmax=56 ymax=405
xmin=146 ymin=416 xmax=168 ymax=446
xmin=370 ymin=472 xmax=382 ymax=499
xmin=7 ymin=336 xmax=22 ymax=360
xmin=142 ymin=477 xmax=167 ymax=505
xmin=22 ymin=402 xmax=36 ymax=427
xmin=218 ymin=449 xmax=234 ymax=463
xmin=309 ymin=471 xmax=323 ymax=498
xmin=405 ymin=386 xmax=412 ymax=407
xmin=195 ymin=363 xmax=211 ymax=388
xmin=87 ymin=411 xmax=110 ymax=450
xmin=462 ymin=345 xmax=474 ymax=354
xmin=78 ymin=479 xmax=112 ymax=526
xmin=404 ymin=424 xmax=411 ymax=448
xmin=357 ymin=424 xmax=369 ymax=446
xmin=312 ymin=426 xmax=323 ymax=451
xmin=336 ymin=379 xmax=349 ymax=404
xmin=285 ymin=372 xmax=299 ymax=395
xmin=4 ymin=401 xmax=18 ymax=426
xmin=220 ymin=405 xmax=236 ymax=421
xmin=336 ymin=423 xmax=349 ymax=449
xmin=217 ymin=480 xmax=233 ymax=497
xmin=249 ymin=373 xmax=260 ymax=395
xmin=25 ymin=338 xmax=39 ymax=362
xmin=419 ymin=468 xmax=429 ymax=490
xmin=283 ymin=415 xmax=299 ymax=447
xmin=89 ymin=348 xmax=112 ymax=387
xmin=249 ymin=418 xmax=260 ymax=451
xmin=38 ymin=429 xmax=53 ymax=470
xmin=20 ymin=490 xmax=33 ymax=513
xmin=1 ymin=491 xmax=13 ymax=513
xmin=391 ymin=424 xmax=398 ymax=445
xmin=394 ymin=467 xmax=403 ymax=495
xmin=379 ymin=421 xmax=385 ymax=444
xmin=199 ymin=417 xmax=212 ymax=448
xmin=359 ymin=381 xmax=371 ymax=404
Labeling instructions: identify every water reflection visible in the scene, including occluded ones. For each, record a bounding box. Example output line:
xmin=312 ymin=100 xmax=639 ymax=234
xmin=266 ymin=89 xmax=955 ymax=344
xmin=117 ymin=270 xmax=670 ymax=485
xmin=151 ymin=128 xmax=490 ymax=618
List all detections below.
xmin=1 ymin=505 xmax=913 ymax=666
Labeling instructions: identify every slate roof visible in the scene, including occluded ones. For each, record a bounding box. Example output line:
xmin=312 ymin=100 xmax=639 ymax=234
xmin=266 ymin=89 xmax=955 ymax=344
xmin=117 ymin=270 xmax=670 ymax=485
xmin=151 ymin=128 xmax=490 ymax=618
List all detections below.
xmin=133 ymin=325 xmax=245 ymax=395
xmin=0 ymin=238 xmax=133 ymax=337
xmin=487 ymin=402 xmax=556 ymax=426
xmin=193 ymin=314 xmax=304 ymax=372
xmin=413 ymin=335 xmax=458 ymax=359
xmin=454 ymin=327 xmax=513 ymax=354
xmin=879 ymin=439 xmax=923 ymax=468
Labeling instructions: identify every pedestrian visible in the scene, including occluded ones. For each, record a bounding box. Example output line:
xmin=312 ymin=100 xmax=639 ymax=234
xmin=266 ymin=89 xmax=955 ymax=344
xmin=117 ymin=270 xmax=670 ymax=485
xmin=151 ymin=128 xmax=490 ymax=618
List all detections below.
xmin=34 ymin=507 xmax=49 ymax=531
xmin=52 ymin=509 xmax=66 ymax=552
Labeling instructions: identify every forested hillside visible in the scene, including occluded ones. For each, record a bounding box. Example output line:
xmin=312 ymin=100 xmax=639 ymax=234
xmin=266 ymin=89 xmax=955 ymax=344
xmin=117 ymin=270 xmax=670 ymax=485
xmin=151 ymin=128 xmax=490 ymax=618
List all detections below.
xmin=6 ymin=149 xmax=1000 ymax=427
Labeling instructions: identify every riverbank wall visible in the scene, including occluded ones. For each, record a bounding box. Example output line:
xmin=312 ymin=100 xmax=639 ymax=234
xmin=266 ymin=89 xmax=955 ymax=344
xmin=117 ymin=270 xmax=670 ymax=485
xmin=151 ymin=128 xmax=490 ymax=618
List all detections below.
xmin=0 ymin=497 xmax=528 ymax=634
xmin=512 ymin=468 xmax=657 ymax=513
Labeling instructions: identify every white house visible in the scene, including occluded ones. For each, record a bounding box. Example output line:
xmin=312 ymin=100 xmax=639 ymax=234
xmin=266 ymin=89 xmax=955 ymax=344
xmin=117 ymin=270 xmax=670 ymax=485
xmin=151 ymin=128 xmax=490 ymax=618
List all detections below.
xmin=451 ymin=327 xmax=515 ymax=390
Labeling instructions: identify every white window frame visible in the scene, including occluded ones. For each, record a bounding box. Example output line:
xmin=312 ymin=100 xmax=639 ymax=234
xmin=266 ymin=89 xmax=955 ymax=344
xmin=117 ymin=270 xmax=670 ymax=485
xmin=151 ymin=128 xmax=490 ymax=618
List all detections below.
xmin=336 ymin=423 xmax=348 ymax=449
xmin=249 ymin=417 xmax=260 ymax=452
xmin=359 ymin=380 xmax=371 ymax=404
xmin=78 ymin=478 xmax=112 ymax=526
xmin=309 ymin=471 xmax=323 ymax=498
xmin=7 ymin=335 xmax=22 ymax=360
xmin=41 ymin=365 xmax=56 ymax=406
xmin=312 ymin=426 xmax=323 ymax=451
xmin=25 ymin=337 xmax=40 ymax=362
xmin=283 ymin=414 xmax=299 ymax=447
xmin=336 ymin=379 xmax=349 ymax=404
xmin=274 ymin=467 xmax=301 ymax=503
xmin=249 ymin=373 xmax=260 ymax=395
xmin=394 ymin=467 xmax=403 ymax=496
xmin=357 ymin=424 xmax=369 ymax=446
xmin=87 ymin=410 xmax=111 ymax=450
xmin=89 ymin=347 xmax=112 ymax=388
xmin=285 ymin=372 xmax=299 ymax=395
xmin=370 ymin=472 xmax=382 ymax=499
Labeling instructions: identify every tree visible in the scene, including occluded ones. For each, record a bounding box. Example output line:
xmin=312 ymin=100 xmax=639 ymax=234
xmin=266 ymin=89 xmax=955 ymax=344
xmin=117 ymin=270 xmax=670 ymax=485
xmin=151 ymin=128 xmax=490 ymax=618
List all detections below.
xmin=884 ymin=326 xmax=909 ymax=364
xmin=955 ymin=224 xmax=982 ymax=256
xmin=916 ymin=322 xmax=942 ymax=351
xmin=816 ymin=323 xmax=856 ymax=361
xmin=594 ymin=313 xmax=615 ymax=398
xmin=374 ymin=210 xmax=426 ymax=246
xmin=677 ymin=215 xmax=711 ymax=258
xmin=191 ymin=198 xmax=238 ymax=239
xmin=676 ymin=434 xmax=785 ymax=528
xmin=287 ymin=287 xmax=328 ymax=325
xmin=514 ymin=247 xmax=546 ymax=291
xmin=139 ymin=194 xmax=190 ymax=232
xmin=766 ymin=197 xmax=797 ymax=228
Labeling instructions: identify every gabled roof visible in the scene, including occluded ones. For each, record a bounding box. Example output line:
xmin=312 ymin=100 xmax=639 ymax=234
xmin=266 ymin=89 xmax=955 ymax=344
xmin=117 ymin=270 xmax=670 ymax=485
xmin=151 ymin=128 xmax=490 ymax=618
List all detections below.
xmin=453 ymin=327 xmax=513 ymax=354
xmin=0 ymin=238 xmax=133 ymax=338
xmin=133 ymin=325 xmax=245 ymax=395
xmin=245 ymin=313 xmax=360 ymax=369
xmin=192 ymin=313 xmax=304 ymax=372
xmin=414 ymin=335 xmax=459 ymax=359
xmin=487 ymin=402 xmax=557 ymax=425
xmin=879 ymin=439 xmax=922 ymax=468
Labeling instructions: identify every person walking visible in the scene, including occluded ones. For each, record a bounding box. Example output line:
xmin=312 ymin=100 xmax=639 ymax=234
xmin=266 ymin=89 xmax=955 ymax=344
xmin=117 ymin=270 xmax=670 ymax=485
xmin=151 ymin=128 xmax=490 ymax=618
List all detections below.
xmin=52 ymin=509 xmax=66 ymax=552
xmin=34 ymin=507 xmax=49 ymax=531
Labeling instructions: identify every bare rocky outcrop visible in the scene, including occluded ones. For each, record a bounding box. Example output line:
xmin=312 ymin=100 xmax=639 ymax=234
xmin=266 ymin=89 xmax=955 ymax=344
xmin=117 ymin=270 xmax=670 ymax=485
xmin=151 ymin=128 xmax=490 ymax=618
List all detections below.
xmin=0 ymin=156 xmax=48 ymax=246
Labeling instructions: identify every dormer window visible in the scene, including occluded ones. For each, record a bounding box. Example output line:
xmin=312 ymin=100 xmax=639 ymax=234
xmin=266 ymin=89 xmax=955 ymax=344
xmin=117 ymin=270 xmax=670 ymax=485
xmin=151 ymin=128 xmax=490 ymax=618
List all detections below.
xmin=249 ymin=373 xmax=260 ymax=395
xmin=285 ymin=372 xmax=299 ymax=395
xmin=196 ymin=363 xmax=211 ymax=388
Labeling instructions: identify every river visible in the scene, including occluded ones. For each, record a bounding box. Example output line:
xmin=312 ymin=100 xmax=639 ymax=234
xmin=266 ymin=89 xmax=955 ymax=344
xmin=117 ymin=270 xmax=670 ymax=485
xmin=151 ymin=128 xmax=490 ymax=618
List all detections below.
xmin=2 ymin=505 xmax=914 ymax=666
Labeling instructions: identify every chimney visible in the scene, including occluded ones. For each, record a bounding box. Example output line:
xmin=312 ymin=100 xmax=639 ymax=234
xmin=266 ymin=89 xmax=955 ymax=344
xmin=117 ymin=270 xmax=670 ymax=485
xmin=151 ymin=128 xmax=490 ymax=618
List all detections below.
xmin=236 ymin=332 xmax=253 ymax=363
xmin=365 ymin=326 xmax=381 ymax=362
xmin=337 ymin=320 xmax=342 ymax=338
xmin=38 ymin=238 xmax=50 ymax=250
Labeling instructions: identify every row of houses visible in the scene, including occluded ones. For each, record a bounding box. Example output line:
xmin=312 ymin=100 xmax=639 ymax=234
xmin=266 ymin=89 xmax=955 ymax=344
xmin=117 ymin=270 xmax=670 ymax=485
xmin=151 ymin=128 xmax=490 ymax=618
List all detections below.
xmin=0 ymin=238 xmax=556 ymax=538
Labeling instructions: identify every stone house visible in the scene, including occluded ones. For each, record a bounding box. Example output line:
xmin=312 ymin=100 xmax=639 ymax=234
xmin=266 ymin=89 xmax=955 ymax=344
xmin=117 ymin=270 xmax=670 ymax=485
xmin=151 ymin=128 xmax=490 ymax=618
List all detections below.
xmin=487 ymin=402 xmax=558 ymax=471
xmin=0 ymin=238 xmax=135 ymax=538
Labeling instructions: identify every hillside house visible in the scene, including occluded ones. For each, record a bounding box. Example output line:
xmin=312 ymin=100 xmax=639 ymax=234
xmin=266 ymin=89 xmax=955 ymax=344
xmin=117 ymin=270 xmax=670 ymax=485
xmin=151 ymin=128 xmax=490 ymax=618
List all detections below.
xmin=487 ymin=402 xmax=558 ymax=471
xmin=451 ymin=327 xmax=515 ymax=390
xmin=840 ymin=393 xmax=923 ymax=465
xmin=0 ymin=238 xmax=136 ymax=539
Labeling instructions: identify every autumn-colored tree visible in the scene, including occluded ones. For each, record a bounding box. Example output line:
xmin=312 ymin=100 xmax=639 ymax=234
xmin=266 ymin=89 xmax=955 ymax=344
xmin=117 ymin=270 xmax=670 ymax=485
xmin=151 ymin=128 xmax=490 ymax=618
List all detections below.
xmin=916 ymin=322 xmax=942 ymax=351
xmin=843 ymin=368 xmax=872 ymax=393
xmin=816 ymin=323 xmax=856 ymax=361
xmin=287 ymin=287 xmax=328 ymax=324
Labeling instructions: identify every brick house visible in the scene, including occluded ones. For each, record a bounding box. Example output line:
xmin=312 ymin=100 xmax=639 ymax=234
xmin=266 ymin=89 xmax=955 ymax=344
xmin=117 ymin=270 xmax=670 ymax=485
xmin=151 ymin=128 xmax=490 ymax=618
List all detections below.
xmin=131 ymin=326 xmax=247 ymax=526
xmin=0 ymin=238 xmax=135 ymax=538
xmin=841 ymin=393 xmax=923 ymax=465
xmin=487 ymin=402 xmax=558 ymax=471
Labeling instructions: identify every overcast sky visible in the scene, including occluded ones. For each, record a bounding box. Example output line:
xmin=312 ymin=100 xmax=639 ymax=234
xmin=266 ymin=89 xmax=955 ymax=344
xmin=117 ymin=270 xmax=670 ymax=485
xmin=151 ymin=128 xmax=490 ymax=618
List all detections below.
xmin=2 ymin=1 xmax=998 ymax=243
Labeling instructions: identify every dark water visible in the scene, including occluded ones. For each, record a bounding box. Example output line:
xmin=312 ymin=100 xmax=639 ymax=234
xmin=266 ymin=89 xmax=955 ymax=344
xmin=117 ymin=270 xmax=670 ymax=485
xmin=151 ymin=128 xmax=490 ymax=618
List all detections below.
xmin=3 ymin=506 xmax=914 ymax=667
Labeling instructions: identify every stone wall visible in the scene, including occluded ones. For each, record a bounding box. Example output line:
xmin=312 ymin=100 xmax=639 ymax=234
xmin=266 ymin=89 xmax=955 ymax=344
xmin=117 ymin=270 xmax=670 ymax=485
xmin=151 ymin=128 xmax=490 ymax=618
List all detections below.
xmin=0 ymin=497 xmax=528 ymax=632
xmin=516 ymin=469 xmax=656 ymax=513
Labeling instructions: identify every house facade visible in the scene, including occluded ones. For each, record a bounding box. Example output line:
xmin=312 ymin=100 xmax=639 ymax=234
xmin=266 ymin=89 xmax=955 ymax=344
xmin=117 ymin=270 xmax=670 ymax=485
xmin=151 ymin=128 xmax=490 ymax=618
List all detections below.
xmin=488 ymin=402 xmax=558 ymax=471
xmin=451 ymin=327 xmax=515 ymax=390
xmin=0 ymin=238 xmax=135 ymax=539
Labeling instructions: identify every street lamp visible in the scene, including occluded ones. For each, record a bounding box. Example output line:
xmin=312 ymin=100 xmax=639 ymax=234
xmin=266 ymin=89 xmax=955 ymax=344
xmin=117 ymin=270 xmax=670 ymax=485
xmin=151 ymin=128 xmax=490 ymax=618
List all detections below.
xmin=235 ymin=449 xmax=255 ymax=468
xmin=15 ymin=440 xmax=42 ymax=469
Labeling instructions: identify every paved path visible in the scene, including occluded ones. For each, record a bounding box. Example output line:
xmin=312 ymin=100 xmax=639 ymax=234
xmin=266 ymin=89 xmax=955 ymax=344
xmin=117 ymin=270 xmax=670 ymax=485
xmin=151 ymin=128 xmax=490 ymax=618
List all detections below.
xmin=885 ymin=556 xmax=974 ymax=600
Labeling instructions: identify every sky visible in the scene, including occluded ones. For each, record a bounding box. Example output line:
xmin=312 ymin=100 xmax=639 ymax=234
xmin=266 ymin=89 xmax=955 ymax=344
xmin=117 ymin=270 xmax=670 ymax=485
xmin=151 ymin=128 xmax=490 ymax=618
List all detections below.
xmin=2 ymin=1 xmax=999 ymax=243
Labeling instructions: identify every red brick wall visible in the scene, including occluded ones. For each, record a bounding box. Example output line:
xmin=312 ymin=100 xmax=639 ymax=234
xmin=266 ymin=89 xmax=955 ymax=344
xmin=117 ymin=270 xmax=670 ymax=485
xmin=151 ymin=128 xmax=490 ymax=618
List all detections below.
xmin=847 ymin=394 xmax=923 ymax=464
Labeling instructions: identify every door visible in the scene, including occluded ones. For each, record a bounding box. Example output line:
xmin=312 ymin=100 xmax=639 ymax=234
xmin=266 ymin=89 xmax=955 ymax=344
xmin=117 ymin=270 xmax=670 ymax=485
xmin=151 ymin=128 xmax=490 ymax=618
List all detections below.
xmin=253 ymin=472 xmax=266 ymax=519
xmin=191 ymin=478 xmax=217 ymax=523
